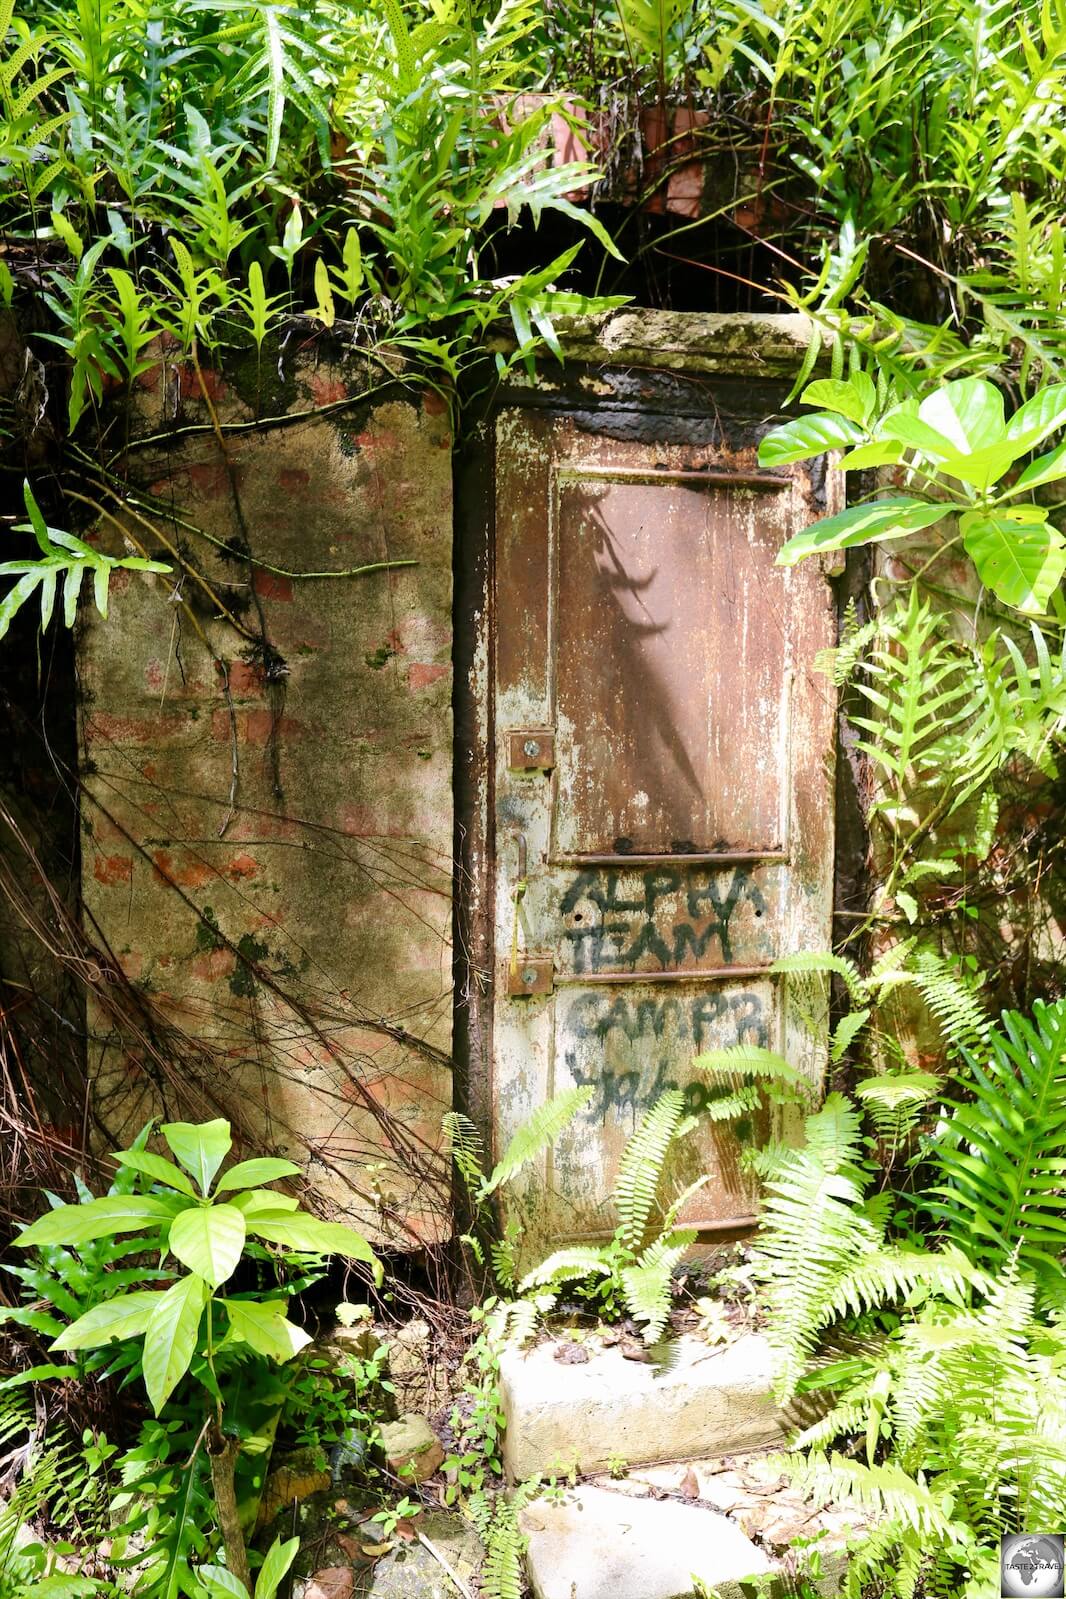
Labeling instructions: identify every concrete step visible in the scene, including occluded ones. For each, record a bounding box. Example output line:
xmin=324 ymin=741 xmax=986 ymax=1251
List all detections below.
xmin=500 ymin=1331 xmax=788 ymax=1480
xmin=521 ymin=1452 xmax=867 ymax=1599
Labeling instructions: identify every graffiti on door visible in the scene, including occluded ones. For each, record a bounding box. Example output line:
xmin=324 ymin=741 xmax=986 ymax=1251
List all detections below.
xmin=558 ymin=864 xmax=774 ymax=974
xmin=562 ymin=985 xmax=770 ymax=1121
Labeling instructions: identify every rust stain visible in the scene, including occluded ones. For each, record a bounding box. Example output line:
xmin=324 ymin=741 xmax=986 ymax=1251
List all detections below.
xmin=489 ymin=410 xmax=837 ymax=1257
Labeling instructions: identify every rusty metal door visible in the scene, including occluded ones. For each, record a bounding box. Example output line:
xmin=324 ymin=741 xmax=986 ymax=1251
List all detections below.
xmin=486 ymin=401 xmax=837 ymax=1253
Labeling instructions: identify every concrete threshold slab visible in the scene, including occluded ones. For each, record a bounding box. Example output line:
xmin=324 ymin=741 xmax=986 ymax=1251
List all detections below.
xmin=521 ymin=1483 xmax=775 ymax=1599
xmin=501 ymin=1332 xmax=787 ymax=1479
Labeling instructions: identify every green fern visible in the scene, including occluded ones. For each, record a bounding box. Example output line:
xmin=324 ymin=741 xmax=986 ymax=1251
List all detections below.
xmin=753 ymin=1094 xmax=881 ymax=1400
xmin=467 ymin=1481 xmax=533 ymax=1599
xmin=854 ymin=1070 xmax=940 ymax=1142
xmin=907 ymin=950 xmax=989 ymax=1058
xmin=692 ymin=1044 xmax=813 ymax=1108
xmin=515 ymin=1091 xmax=697 ymax=1344
xmin=620 ymin=1231 xmax=696 ymax=1342
xmin=518 ymin=1248 xmax=612 ymax=1293
xmin=927 ymin=996 xmax=1066 ymax=1288
xmin=771 ymin=950 xmax=865 ymax=1008
xmin=613 ymin=1089 xmax=687 ymax=1253
xmin=480 ymin=1087 xmax=593 ymax=1200
xmin=443 ymin=1111 xmax=487 ymax=1196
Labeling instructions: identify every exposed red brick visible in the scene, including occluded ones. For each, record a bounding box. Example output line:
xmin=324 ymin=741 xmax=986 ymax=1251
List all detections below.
xmin=93 ymin=854 xmax=133 ymax=886
xmin=177 ymin=363 xmax=229 ymax=404
xmin=86 ymin=712 xmax=184 ymax=744
xmin=307 ymin=373 xmax=348 ymax=407
xmin=226 ymin=660 xmax=263 ymax=695
xmin=408 ymin=662 xmax=448 ymax=691
xmin=190 ymin=948 xmax=237 ymax=982
xmin=226 ymin=854 xmax=259 ymax=880
xmin=151 ymin=849 xmax=217 ymax=889
xmin=210 ymin=708 xmax=307 ymax=744
xmin=187 ymin=462 xmax=230 ymax=497
xmin=252 ymin=569 xmax=294 ymax=602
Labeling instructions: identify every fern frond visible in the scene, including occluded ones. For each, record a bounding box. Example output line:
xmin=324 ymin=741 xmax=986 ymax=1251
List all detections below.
xmin=484 ymin=1297 xmax=544 ymax=1348
xmin=824 ymin=1244 xmax=978 ymax=1327
xmin=772 ymin=950 xmax=866 ymax=1007
xmin=754 ymin=1097 xmax=880 ymax=1399
xmin=613 ymin=1090 xmax=686 ymax=1253
xmin=779 ymin=1451 xmax=954 ymax=1536
xmin=855 ymin=1070 xmax=940 ymax=1140
xmin=693 ymin=1044 xmax=811 ymax=1102
xmin=908 ymin=949 xmax=989 ymax=1057
xmin=470 ymin=1490 xmax=526 ymax=1599
xmin=815 ymin=599 xmax=878 ymax=685
xmin=443 ymin=1111 xmax=487 ymax=1197
xmin=518 ymin=1247 xmax=610 ymax=1293
xmin=801 ymin=1091 xmax=867 ymax=1172
xmin=831 ymin=1008 xmax=871 ymax=1062
xmin=481 ymin=1086 xmax=593 ymax=1199
xmin=700 ymin=1087 xmax=761 ymax=1120
xmin=927 ymin=996 xmax=1066 ymax=1286
xmin=622 ymin=1230 xmax=696 ymax=1343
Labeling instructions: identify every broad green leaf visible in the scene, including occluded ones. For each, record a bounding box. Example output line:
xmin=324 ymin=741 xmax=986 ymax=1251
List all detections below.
xmin=16 ymin=1195 xmax=174 ymax=1248
xmin=255 ymin=1536 xmax=300 ymax=1599
xmin=777 ymin=498 xmax=949 ymax=565
xmin=836 ymin=439 xmax=906 ymax=470
xmin=880 ymin=412 xmax=1015 ymax=487
xmin=228 ymin=1189 xmax=299 ymax=1216
xmin=215 ymin=1158 xmax=301 ymax=1192
xmin=225 ymin=1299 xmax=311 ymax=1363
xmin=161 ymin=1119 xmax=232 ymax=1194
xmin=802 ymin=373 xmax=876 ymax=424
xmin=110 ymin=1149 xmax=196 ymax=1196
xmin=22 ymin=480 xmax=56 ymax=556
xmin=961 ymin=513 xmax=1066 ymax=614
xmin=1005 ymin=383 xmax=1066 ymax=451
xmin=1009 ymin=438 xmax=1066 ymax=494
xmin=169 ymin=1204 xmax=246 ymax=1287
xmin=918 ymin=378 xmax=1005 ymax=453
xmin=142 ymin=1274 xmax=207 ymax=1414
xmin=245 ymin=1210 xmax=382 ymax=1283
xmin=51 ymin=1291 xmax=166 ymax=1350
xmin=197 ymin=1568 xmax=248 ymax=1599
xmin=757 ymin=412 xmax=864 ymax=467
xmin=313 ymin=257 xmax=335 ymax=328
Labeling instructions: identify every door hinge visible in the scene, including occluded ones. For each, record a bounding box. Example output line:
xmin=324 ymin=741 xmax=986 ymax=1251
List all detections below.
xmin=508 ymin=730 xmax=555 ymax=772
xmin=507 ymin=957 xmax=555 ymax=997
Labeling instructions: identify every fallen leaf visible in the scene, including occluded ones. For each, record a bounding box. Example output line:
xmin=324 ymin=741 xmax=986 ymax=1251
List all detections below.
xmin=679 ymin=1466 xmax=699 ymax=1499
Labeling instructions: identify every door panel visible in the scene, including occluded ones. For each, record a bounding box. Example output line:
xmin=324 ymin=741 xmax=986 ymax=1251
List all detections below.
xmin=491 ymin=408 xmax=837 ymax=1255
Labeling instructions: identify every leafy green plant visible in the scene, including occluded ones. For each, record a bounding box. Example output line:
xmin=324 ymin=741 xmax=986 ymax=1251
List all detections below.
xmin=0 ymin=482 xmax=170 ymax=644
xmin=925 ymin=996 xmax=1066 ymax=1293
xmin=444 ymin=1085 xmax=593 ymax=1292
xmin=197 ymin=1534 xmax=299 ymax=1599
xmin=517 ymin=1089 xmax=703 ymax=1343
xmin=760 ymin=373 xmax=1066 ymax=614
xmin=15 ymin=1118 xmax=380 ymax=1589
xmin=741 ymin=996 xmax=1066 ymax=1596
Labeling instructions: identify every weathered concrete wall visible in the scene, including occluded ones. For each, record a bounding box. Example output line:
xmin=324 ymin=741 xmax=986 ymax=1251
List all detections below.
xmin=79 ymin=339 xmax=453 ymax=1247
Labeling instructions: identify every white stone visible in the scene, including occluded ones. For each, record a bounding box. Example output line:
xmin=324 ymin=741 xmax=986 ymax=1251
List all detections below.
xmin=500 ymin=1333 xmax=787 ymax=1479
xmin=522 ymin=1484 xmax=774 ymax=1599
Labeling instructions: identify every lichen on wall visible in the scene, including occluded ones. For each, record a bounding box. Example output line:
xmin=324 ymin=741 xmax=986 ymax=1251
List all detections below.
xmin=78 ymin=334 xmax=454 ymax=1248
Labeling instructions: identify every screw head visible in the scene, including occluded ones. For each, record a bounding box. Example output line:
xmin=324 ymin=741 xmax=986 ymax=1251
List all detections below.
xmin=523 ymin=738 xmax=541 ymax=759
xmin=521 ymin=968 xmax=538 ymax=987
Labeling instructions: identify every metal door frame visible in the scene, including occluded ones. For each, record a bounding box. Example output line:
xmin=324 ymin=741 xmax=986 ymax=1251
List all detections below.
xmin=453 ymin=312 xmax=853 ymax=1201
